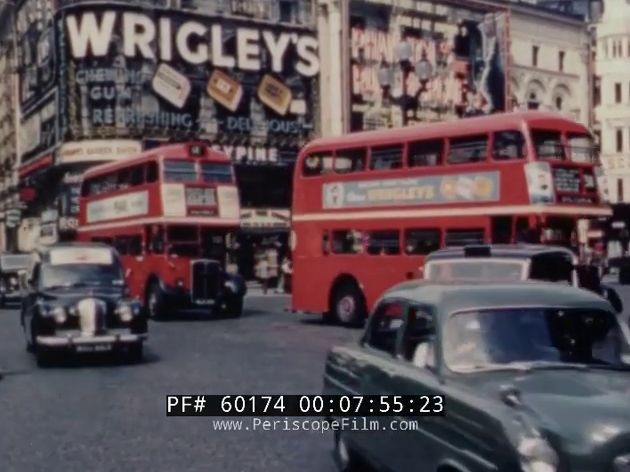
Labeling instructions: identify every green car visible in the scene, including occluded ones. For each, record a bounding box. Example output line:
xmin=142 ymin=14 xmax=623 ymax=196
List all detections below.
xmin=323 ymin=281 xmax=630 ymax=472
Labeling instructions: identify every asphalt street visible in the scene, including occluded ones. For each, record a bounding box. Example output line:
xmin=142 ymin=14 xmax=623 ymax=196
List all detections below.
xmin=0 ymin=292 xmax=360 ymax=472
xmin=2 ymin=284 xmax=630 ymax=472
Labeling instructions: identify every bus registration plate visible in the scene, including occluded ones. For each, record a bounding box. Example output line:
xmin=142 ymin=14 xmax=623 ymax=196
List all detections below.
xmin=186 ymin=188 xmax=215 ymax=206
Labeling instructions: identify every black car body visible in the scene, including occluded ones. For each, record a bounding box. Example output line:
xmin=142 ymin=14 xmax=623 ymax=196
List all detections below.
xmin=424 ymin=244 xmax=624 ymax=313
xmin=21 ymin=243 xmax=147 ymax=366
xmin=324 ymin=281 xmax=630 ymax=472
xmin=0 ymin=253 xmax=31 ymax=306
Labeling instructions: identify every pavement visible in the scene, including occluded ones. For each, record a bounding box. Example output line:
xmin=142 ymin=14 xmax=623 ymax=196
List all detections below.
xmin=0 ymin=294 xmax=360 ymax=472
xmin=2 ymin=283 xmax=630 ymax=471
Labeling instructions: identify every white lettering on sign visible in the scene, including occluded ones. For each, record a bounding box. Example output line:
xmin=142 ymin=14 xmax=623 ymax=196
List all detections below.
xmin=217 ymin=186 xmax=240 ymax=220
xmin=86 ymin=191 xmax=149 ymax=223
xmin=210 ymin=144 xmax=279 ymax=163
xmin=65 ymin=11 xmax=320 ymax=77
xmin=58 ymin=140 xmax=142 ymax=163
xmin=151 ymin=63 xmax=192 ymax=109
xmin=50 ymin=247 xmax=113 ymax=266
xmin=161 ymin=183 xmax=186 ymax=217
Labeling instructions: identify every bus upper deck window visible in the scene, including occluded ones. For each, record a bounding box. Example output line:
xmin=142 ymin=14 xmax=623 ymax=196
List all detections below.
xmin=533 ymin=130 xmax=565 ymax=160
xmin=370 ymin=145 xmax=403 ymax=170
xmin=130 ymin=165 xmax=145 ymax=186
xmin=334 ymin=148 xmax=366 ymax=173
xmin=492 ymin=131 xmax=525 ymax=160
xmin=147 ymin=162 xmax=158 ymax=183
xmin=567 ymin=134 xmax=595 ymax=163
xmin=408 ymin=140 xmax=443 ymax=167
xmin=447 ymin=135 xmax=488 ymax=164
xmin=303 ymin=153 xmax=333 ymax=177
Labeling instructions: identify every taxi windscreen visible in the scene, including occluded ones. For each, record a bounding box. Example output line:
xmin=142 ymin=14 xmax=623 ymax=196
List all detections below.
xmin=425 ymin=260 xmax=525 ymax=282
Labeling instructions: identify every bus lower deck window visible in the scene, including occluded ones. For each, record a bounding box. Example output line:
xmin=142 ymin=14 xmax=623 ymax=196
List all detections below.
xmin=332 ymin=230 xmax=363 ymax=254
xmin=404 ymin=229 xmax=441 ymax=254
xmin=445 ymin=229 xmax=485 ymax=247
xmin=366 ymin=230 xmax=400 ymax=255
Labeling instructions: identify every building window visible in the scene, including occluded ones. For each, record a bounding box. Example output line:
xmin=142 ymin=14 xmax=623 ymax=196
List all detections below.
xmin=555 ymin=96 xmax=563 ymax=110
xmin=527 ymin=92 xmax=539 ymax=110
xmin=558 ymin=51 xmax=565 ymax=72
xmin=618 ymin=179 xmax=624 ymax=202
xmin=532 ymin=45 xmax=539 ymax=67
xmin=617 ymin=128 xmax=624 ymax=153
xmin=616 ymin=82 xmax=622 ymax=103
xmin=594 ymin=78 xmax=601 ymax=106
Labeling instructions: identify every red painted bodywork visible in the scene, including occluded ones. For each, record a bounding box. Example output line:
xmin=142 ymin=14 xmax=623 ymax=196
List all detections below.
xmin=76 ymin=142 xmax=240 ymax=303
xmin=290 ymin=111 xmax=612 ymax=315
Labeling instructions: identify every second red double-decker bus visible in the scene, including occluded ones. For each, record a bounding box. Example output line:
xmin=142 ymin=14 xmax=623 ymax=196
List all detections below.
xmin=77 ymin=142 xmax=246 ymax=318
xmin=291 ymin=111 xmax=611 ymax=325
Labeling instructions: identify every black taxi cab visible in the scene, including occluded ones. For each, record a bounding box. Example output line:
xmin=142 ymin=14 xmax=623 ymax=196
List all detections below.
xmin=21 ymin=243 xmax=146 ymax=366
xmin=324 ymin=281 xmax=630 ymax=472
xmin=424 ymin=244 xmax=624 ymax=313
xmin=0 ymin=253 xmax=31 ymax=307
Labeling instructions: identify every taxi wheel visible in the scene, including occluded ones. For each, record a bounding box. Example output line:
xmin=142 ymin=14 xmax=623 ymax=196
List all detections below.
xmin=127 ymin=343 xmax=143 ymax=363
xmin=334 ymin=430 xmax=360 ymax=472
xmin=332 ymin=283 xmax=366 ymax=327
xmin=224 ymin=297 xmax=244 ymax=318
xmin=35 ymin=347 xmax=58 ymax=368
xmin=147 ymin=283 xmax=166 ymax=320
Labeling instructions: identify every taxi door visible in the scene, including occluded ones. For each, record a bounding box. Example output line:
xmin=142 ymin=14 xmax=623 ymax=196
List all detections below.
xmin=356 ymin=299 xmax=410 ymax=469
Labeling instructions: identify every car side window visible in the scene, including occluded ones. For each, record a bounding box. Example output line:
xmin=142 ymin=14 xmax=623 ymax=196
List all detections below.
xmin=31 ymin=263 xmax=41 ymax=288
xmin=400 ymin=306 xmax=436 ymax=368
xmin=366 ymin=300 xmax=406 ymax=355
xmin=529 ymin=254 xmax=573 ymax=285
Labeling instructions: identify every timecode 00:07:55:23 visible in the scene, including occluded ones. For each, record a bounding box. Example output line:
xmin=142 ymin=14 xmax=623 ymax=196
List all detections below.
xmin=165 ymin=395 xmax=446 ymax=416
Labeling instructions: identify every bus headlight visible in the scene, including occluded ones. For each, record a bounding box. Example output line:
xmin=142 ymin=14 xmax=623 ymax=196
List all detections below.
xmin=518 ymin=437 xmax=558 ymax=472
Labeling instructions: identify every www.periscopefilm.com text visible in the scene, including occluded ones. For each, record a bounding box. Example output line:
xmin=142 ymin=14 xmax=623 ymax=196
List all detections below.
xmin=210 ymin=417 xmax=421 ymax=434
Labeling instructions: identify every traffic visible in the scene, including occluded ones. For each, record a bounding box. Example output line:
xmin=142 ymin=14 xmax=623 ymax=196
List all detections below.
xmin=3 ymin=112 xmax=630 ymax=472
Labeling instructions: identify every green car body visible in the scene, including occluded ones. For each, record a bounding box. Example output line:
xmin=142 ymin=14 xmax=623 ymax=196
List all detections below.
xmin=323 ymin=281 xmax=630 ymax=472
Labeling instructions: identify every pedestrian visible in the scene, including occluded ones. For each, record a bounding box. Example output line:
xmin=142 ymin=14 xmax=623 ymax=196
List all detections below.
xmin=277 ymin=256 xmax=291 ymax=293
xmin=256 ymin=252 xmax=270 ymax=295
xmin=267 ymin=246 xmax=279 ymax=290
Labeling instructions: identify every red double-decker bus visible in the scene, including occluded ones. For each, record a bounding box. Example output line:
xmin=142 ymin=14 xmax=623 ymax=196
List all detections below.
xmin=77 ymin=142 xmax=246 ymax=319
xmin=291 ymin=111 xmax=611 ymax=325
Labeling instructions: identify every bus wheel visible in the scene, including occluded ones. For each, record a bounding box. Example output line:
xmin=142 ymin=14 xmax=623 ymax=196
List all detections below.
xmin=147 ymin=282 xmax=166 ymax=320
xmin=332 ymin=282 xmax=366 ymax=327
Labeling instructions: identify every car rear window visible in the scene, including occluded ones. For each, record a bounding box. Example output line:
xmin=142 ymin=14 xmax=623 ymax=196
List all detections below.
xmin=425 ymin=260 xmax=525 ymax=282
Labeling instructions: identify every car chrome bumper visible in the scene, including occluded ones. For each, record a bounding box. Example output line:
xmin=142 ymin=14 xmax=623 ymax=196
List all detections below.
xmin=37 ymin=332 xmax=147 ymax=347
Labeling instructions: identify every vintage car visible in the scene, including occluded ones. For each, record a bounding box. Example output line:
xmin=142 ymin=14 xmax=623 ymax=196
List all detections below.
xmin=0 ymin=253 xmax=31 ymax=307
xmin=324 ymin=281 xmax=630 ymax=472
xmin=21 ymin=243 xmax=147 ymax=366
xmin=424 ymin=244 xmax=624 ymax=313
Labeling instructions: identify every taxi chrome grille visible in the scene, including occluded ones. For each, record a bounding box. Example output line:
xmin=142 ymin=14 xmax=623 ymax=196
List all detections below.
xmin=77 ymin=298 xmax=107 ymax=335
xmin=191 ymin=260 xmax=220 ymax=302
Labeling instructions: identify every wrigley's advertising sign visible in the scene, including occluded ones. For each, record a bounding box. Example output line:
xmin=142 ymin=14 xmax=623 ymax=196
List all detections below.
xmin=322 ymin=172 xmax=500 ymax=209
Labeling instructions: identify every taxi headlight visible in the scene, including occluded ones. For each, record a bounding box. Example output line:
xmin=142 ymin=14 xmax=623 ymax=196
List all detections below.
xmin=224 ymin=280 xmax=237 ymax=293
xmin=518 ymin=437 xmax=558 ymax=472
xmin=117 ymin=303 xmax=134 ymax=322
xmin=614 ymin=454 xmax=630 ymax=472
xmin=51 ymin=306 xmax=67 ymax=324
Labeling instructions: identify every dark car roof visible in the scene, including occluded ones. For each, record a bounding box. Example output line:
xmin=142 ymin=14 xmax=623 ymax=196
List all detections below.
xmin=425 ymin=244 xmax=575 ymax=261
xmin=35 ymin=242 xmax=112 ymax=254
xmin=384 ymin=281 xmax=612 ymax=315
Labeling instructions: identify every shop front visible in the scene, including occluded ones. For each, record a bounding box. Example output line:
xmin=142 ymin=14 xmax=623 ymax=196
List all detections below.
xmin=13 ymin=0 xmax=319 ymax=256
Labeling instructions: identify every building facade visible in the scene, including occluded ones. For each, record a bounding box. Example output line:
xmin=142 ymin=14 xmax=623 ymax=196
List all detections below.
xmin=318 ymin=0 xmax=591 ymax=135
xmin=595 ymin=0 xmax=630 ymax=204
xmin=5 ymin=0 xmax=318 ymax=277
